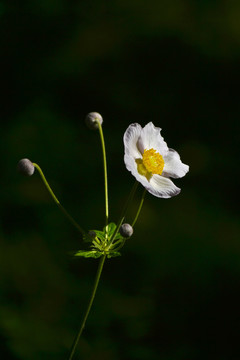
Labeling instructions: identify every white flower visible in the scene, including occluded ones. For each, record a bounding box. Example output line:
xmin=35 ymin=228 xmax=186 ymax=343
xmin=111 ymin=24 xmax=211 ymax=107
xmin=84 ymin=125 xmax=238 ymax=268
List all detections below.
xmin=123 ymin=122 xmax=189 ymax=198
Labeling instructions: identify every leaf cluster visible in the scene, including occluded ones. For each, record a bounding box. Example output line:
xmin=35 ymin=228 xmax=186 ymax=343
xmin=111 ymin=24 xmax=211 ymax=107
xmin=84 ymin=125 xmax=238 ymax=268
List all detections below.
xmin=74 ymin=222 xmax=124 ymax=259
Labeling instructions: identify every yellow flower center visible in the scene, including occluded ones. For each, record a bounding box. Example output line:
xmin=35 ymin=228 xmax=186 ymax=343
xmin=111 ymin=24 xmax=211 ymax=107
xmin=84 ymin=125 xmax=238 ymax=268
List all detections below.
xmin=142 ymin=148 xmax=164 ymax=175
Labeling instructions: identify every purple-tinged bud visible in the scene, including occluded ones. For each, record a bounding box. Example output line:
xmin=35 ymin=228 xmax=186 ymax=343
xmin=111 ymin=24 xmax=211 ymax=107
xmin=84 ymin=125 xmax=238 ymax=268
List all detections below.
xmin=17 ymin=158 xmax=35 ymax=176
xmin=120 ymin=223 xmax=133 ymax=238
xmin=85 ymin=112 xmax=103 ymax=130
xmin=88 ymin=230 xmax=96 ymax=238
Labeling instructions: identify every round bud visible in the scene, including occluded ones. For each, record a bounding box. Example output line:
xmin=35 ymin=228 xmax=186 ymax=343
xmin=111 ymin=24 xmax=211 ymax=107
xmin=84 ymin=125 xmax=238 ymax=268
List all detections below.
xmin=120 ymin=223 xmax=133 ymax=238
xmin=88 ymin=230 xmax=96 ymax=238
xmin=85 ymin=112 xmax=103 ymax=130
xmin=17 ymin=158 xmax=35 ymax=176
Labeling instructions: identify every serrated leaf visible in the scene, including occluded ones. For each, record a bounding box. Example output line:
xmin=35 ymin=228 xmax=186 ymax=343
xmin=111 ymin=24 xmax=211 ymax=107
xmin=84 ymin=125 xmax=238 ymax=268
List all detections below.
xmin=74 ymin=250 xmax=103 ymax=259
xmin=107 ymin=251 xmax=121 ymax=258
xmin=104 ymin=222 xmax=117 ymax=237
xmin=103 ymin=222 xmax=122 ymax=242
xmin=92 ymin=230 xmax=105 ymax=242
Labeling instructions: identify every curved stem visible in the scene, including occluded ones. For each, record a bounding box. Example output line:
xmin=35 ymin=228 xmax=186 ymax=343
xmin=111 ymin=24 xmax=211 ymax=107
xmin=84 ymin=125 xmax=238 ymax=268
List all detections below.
xmin=97 ymin=120 xmax=109 ymax=229
xmin=132 ymin=189 xmax=146 ymax=227
xmin=67 ymin=255 xmax=106 ymax=360
xmin=33 ymin=163 xmax=85 ymax=235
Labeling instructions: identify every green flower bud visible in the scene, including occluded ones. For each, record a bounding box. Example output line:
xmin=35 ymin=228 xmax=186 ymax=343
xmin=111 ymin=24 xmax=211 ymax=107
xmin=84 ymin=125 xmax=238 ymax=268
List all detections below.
xmin=17 ymin=158 xmax=35 ymax=176
xmin=85 ymin=112 xmax=103 ymax=130
xmin=120 ymin=223 xmax=133 ymax=238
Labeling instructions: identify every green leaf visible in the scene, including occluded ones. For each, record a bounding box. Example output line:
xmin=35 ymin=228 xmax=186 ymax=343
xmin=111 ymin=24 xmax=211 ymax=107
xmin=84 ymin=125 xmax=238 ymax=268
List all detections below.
xmin=107 ymin=251 xmax=121 ymax=258
xmin=92 ymin=230 xmax=105 ymax=242
xmin=104 ymin=222 xmax=116 ymax=236
xmin=112 ymin=233 xmax=123 ymax=241
xmin=74 ymin=250 xmax=103 ymax=259
xmin=103 ymin=222 xmax=122 ymax=241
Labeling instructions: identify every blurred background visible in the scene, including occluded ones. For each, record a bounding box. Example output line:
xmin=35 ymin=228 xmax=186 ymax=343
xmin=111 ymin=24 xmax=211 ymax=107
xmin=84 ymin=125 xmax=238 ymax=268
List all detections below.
xmin=1 ymin=0 xmax=240 ymax=359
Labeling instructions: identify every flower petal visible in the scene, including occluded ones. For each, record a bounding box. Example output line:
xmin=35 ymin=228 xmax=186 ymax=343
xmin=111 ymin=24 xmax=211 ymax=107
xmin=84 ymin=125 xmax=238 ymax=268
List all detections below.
xmin=162 ymin=148 xmax=189 ymax=179
xmin=138 ymin=122 xmax=168 ymax=156
xmin=124 ymin=123 xmax=142 ymax=159
xmin=124 ymin=153 xmax=180 ymax=198
xmin=148 ymin=174 xmax=181 ymax=198
xmin=124 ymin=154 xmax=150 ymax=188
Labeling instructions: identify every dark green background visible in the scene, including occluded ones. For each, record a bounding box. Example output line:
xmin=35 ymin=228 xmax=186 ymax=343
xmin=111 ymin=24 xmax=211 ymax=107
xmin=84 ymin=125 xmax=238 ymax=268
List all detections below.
xmin=1 ymin=1 xmax=240 ymax=359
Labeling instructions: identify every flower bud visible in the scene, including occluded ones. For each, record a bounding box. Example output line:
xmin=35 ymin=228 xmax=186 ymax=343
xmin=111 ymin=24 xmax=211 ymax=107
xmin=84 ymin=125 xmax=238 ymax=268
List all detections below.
xmin=85 ymin=112 xmax=103 ymax=130
xmin=120 ymin=223 xmax=133 ymax=238
xmin=88 ymin=230 xmax=96 ymax=238
xmin=17 ymin=158 xmax=35 ymax=176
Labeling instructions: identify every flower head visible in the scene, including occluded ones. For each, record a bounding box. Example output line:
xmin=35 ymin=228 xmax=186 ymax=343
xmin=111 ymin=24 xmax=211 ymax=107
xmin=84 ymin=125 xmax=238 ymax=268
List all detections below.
xmin=123 ymin=122 xmax=189 ymax=198
xmin=17 ymin=158 xmax=35 ymax=176
xmin=120 ymin=223 xmax=134 ymax=238
xmin=85 ymin=112 xmax=103 ymax=130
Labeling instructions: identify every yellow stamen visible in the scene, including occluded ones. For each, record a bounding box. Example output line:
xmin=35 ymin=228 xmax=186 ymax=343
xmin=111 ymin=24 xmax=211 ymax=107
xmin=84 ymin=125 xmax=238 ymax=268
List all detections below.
xmin=136 ymin=159 xmax=152 ymax=181
xmin=142 ymin=148 xmax=164 ymax=175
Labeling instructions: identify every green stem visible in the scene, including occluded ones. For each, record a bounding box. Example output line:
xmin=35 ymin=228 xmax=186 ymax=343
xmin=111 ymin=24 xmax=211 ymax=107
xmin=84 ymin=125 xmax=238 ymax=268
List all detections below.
xmin=108 ymin=181 xmax=138 ymax=247
xmin=97 ymin=120 xmax=109 ymax=229
xmin=132 ymin=189 xmax=146 ymax=227
xmin=67 ymin=255 xmax=106 ymax=360
xmin=33 ymin=163 xmax=85 ymax=235
xmin=108 ymin=186 xmax=145 ymax=253
xmin=110 ymin=239 xmax=126 ymax=252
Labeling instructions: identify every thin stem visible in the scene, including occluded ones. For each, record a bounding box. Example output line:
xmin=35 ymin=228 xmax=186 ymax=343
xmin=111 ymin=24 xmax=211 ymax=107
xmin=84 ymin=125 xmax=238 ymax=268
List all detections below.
xmin=132 ymin=189 xmax=146 ymax=227
xmin=110 ymin=239 xmax=126 ymax=252
xmin=97 ymin=120 xmax=109 ymax=229
xmin=109 ymin=188 xmax=146 ymax=252
xmin=67 ymin=255 xmax=106 ymax=360
xmin=33 ymin=163 xmax=85 ymax=235
xmin=108 ymin=181 xmax=138 ymax=247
